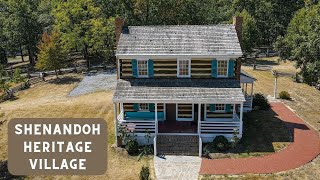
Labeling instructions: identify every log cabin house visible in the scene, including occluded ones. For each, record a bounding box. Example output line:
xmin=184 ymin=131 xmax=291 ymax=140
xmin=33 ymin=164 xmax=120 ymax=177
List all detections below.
xmin=112 ymin=17 xmax=255 ymax=156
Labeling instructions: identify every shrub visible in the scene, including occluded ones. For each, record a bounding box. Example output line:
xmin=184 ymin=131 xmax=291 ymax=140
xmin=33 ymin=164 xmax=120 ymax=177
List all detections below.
xmin=125 ymin=140 xmax=139 ymax=155
xmin=203 ymin=143 xmax=216 ymax=156
xmin=252 ymin=93 xmax=270 ymax=110
xmin=279 ymin=91 xmax=291 ymax=100
xmin=139 ymin=166 xmax=150 ymax=180
xmin=212 ymin=136 xmax=230 ymax=152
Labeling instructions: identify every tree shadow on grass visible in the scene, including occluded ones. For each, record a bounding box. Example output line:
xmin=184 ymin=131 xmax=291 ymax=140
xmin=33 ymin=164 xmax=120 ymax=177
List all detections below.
xmin=0 ymin=160 xmax=25 ymax=180
xmin=242 ymin=58 xmax=280 ymax=67
xmin=48 ymin=76 xmax=82 ymax=85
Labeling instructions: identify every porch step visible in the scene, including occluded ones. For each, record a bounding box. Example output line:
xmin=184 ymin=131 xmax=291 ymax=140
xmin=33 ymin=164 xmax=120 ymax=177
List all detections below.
xmin=157 ymin=135 xmax=199 ymax=156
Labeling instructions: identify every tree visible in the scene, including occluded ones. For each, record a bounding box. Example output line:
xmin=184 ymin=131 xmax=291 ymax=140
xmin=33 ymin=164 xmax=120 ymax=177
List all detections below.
xmin=53 ymin=0 xmax=115 ymax=68
xmin=281 ymin=2 xmax=320 ymax=85
xmin=2 ymin=0 xmax=44 ymax=65
xmin=36 ymin=32 xmax=66 ymax=78
xmin=237 ymin=9 xmax=259 ymax=54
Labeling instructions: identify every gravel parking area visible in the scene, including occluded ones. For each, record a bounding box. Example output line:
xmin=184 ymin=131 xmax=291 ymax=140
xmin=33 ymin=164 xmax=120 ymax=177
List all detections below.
xmin=69 ymin=71 xmax=117 ymax=96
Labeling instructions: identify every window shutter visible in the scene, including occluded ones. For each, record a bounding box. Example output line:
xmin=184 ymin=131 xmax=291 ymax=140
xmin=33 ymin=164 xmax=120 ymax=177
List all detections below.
xmin=149 ymin=103 xmax=155 ymax=111
xmin=210 ymin=104 xmax=215 ymax=112
xmin=211 ymin=59 xmax=217 ymax=78
xmin=148 ymin=59 xmax=154 ymax=78
xmin=226 ymin=104 xmax=231 ymax=112
xmin=228 ymin=59 xmax=235 ymax=77
xmin=133 ymin=103 xmax=139 ymax=111
xmin=132 ymin=59 xmax=138 ymax=78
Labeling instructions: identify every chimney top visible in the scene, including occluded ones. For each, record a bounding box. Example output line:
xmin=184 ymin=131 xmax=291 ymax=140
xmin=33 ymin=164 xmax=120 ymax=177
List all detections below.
xmin=233 ymin=16 xmax=243 ymax=50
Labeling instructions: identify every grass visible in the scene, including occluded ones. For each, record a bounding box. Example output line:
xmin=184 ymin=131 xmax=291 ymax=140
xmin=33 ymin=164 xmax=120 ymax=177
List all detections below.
xmin=0 ymin=74 xmax=154 ymax=180
xmin=205 ymin=109 xmax=291 ymax=159
xmin=202 ymin=57 xmax=320 ymax=179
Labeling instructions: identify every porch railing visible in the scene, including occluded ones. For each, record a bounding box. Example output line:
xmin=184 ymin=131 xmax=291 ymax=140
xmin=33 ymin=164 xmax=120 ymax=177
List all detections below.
xmin=117 ymin=111 xmax=156 ymax=133
xmin=200 ymin=113 xmax=240 ymax=134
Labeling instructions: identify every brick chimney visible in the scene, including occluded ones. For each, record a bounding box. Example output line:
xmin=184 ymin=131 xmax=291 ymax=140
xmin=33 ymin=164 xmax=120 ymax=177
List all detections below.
xmin=233 ymin=16 xmax=243 ymax=46
xmin=115 ymin=17 xmax=124 ymax=47
xmin=233 ymin=16 xmax=243 ymax=81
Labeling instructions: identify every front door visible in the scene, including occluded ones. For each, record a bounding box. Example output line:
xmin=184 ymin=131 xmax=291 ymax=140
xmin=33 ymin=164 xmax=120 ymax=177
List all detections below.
xmin=166 ymin=104 xmax=176 ymax=121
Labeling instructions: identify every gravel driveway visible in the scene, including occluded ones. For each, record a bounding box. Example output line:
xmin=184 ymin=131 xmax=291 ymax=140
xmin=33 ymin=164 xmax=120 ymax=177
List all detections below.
xmin=69 ymin=71 xmax=117 ymax=96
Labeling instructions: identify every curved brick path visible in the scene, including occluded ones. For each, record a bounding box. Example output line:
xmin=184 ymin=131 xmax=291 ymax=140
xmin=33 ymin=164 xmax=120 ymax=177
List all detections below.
xmin=200 ymin=102 xmax=320 ymax=175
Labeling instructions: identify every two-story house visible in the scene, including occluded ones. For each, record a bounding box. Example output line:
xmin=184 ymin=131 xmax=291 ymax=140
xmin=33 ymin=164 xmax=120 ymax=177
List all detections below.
xmin=112 ymin=17 xmax=255 ymax=156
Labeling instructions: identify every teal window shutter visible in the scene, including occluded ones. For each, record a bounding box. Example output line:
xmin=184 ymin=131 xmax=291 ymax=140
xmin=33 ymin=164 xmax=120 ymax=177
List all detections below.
xmin=210 ymin=104 xmax=215 ymax=112
xmin=211 ymin=59 xmax=217 ymax=78
xmin=228 ymin=59 xmax=235 ymax=77
xmin=149 ymin=103 xmax=155 ymax=111
xmin=226 ymin=104 xmax=231 ymax=112
xmin=148 ymin=59 xmax=154 ymax=77
xmin=133 ymin=103 xmax=139 ymax=111
xmin=132 ymin=59 xmax=138 ymax=78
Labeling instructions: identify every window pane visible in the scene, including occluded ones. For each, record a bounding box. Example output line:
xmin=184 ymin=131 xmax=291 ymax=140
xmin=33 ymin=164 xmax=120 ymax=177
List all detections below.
xmin=178 ymin=60 xmax=189 ymax=76
xmin=215 ymin=104 xmax=225 ymax=111
xmin=217 ymin=61 xmax=228 ymax=76
xmin=139 ymin=103 xmax=148 ymax=111
xmin=138 ymin=60 xmax=148 ymax=77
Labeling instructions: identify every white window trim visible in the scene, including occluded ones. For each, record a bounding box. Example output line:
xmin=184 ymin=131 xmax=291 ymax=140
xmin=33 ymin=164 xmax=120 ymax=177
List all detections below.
xmin=217 ymin=59 xmax=229 ymax=78
xmin=137 ymin=59 xmax=149 ymax=78
xmin=177 ymin=58 xmax=191 ymax=78
xmin=214 ymin=104 xmax=226 ymax=113
xmin=176 ymin=103 xmax=194 ymax=121
xmin=138 ymin=103 xmax=149 ymax=112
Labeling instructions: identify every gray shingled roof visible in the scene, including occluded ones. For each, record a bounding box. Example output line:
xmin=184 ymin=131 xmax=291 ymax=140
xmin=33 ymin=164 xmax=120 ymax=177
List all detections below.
xmin=113 ymin=79 xmax=245 ymax=103
xmin=116 ymin=25 xmax=242 ymax=56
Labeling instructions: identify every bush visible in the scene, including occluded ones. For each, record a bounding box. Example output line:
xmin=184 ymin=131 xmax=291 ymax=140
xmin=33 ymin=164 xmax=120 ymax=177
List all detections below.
xmin=139 ymin=166 xmax=150 ymax=180
xmin=279 ymin=91 xmax=291 ymax=100
xmin=212 ymin=136 xmax=230 ymax=152
xmin=252 ymin=93 xmax=270 ymax=110
xmin=125 ymin=140 xmax=139 ymax=155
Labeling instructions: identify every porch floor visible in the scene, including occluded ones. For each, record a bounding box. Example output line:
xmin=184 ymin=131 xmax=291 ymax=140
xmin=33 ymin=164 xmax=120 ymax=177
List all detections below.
xmin=158 ymin=121 xmax=197 ymax=133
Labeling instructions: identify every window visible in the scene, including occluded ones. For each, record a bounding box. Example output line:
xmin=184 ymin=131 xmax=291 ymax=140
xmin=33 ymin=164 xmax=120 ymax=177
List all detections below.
xmin=215 ymin=104 xmax=225 ymax=112
xmin=217 ymin=60 xmax=228 ymax=77
xmin=139 ymin=103 xmax=149 ymax=111
xmin=138 ymin=60 xmax=148 ymax=77
xmin=177 ymin=59 xmax=190 ymax=77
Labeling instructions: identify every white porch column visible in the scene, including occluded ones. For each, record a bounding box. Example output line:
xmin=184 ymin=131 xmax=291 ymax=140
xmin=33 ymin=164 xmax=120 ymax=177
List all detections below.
xmin=197 ymin=103 xmax=201 ymax=134
xmin=239 ymin=103 xmax=244 ymax=136
xmin=251 ymin=83 xmax=254 ymax=109
xmin=113 ymin=103 xmax=118 ymax=146
xmin=155 ymin=103 xmax=158 ymax=134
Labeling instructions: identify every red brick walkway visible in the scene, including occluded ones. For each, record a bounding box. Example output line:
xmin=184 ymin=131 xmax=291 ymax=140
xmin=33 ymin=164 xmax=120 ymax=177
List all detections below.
xmin=200 ymin=102 xmax=320 ymax=174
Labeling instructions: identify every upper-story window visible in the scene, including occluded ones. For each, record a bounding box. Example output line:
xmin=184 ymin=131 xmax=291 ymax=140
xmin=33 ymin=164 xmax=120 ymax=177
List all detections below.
xmin=137 ymin=60 xmax=148 ymax=77
xmin=177 ymin=59 xmax=191 ymax=77
xmin=217 ymin=60 xmax=228 ymax=77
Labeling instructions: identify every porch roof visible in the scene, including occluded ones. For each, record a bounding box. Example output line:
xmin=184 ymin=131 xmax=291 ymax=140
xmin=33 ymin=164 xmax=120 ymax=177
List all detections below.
xmin=113 ymin=79 xmax=245 ymax=103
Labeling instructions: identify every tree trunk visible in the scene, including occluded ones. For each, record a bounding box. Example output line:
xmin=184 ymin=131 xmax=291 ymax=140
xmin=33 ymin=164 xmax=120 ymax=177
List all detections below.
xmin=27 ymin=46 xmax=34 ymax=65
xmin=55 ymin=69 xmax=59 ymax=79
xmin=20 ymin=44 xmax=24 ymax=62
xmin=84 ymin=44 xmax=90 ymax=70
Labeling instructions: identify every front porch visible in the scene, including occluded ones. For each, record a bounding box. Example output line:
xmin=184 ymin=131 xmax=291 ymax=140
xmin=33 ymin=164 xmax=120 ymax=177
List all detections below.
xmin=113 ymin=78 xmax=246 ymax=156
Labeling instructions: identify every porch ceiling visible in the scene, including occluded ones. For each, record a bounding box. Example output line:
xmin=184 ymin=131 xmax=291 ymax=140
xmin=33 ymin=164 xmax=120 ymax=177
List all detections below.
xmin=113 ymin=78 xmax=245 ymax=103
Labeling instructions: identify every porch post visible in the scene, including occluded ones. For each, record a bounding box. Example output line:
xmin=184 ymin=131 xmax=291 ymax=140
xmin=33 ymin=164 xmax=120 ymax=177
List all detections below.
xmin=250 ymin=83 xmax=254 ymax=109
xmin=198 ymin=103 xmax=201 ymax=134
xmin=113 ymin=102 xmax=118 ymax=146
xmin=239 ymin=103 xmax=243 ymax=136
xmin=155 ymin=103 xmax=158 ymax=134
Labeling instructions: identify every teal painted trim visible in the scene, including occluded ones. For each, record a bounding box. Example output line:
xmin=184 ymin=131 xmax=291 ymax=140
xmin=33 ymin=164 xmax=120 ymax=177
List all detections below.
xmin=149 ymin=103 xmax=155 ymax=111
xmin=125 ymin=112 xmax=165 ymax=121
xmin=132 ymin=59 xmax=138 ymax=77
xmin=148 ymin=59 xmax=154 ymax=77
xmin=226 ymin=104 xmax=231 ymax=112
xmin=228 ymin=60 xmax=235 ymax=77
xmin=210 ymin=104 xmax=215 ymax=112
xmin=211 ymin=59 xmax=217 ymax=78
xmin=133 ymin=103 xmax=139 ymax=111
